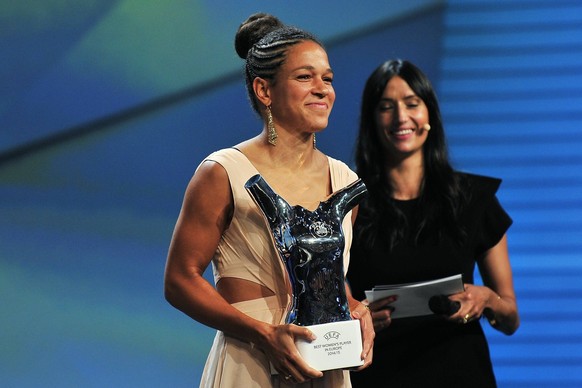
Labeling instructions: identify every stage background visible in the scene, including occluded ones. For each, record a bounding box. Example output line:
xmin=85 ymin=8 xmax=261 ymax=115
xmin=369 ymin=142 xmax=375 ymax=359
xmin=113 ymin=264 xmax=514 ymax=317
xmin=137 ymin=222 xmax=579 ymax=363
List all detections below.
xmin=1 ymin=1 xmax=581 ymax=386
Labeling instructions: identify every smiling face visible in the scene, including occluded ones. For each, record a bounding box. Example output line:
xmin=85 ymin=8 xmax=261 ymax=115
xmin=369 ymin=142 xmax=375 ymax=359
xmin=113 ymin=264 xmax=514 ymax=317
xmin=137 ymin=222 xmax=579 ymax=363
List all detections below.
xmin=375 ymin=76 xmax=430 ymax=161
xmin=268 ymin=40 xmax=335 ymax=135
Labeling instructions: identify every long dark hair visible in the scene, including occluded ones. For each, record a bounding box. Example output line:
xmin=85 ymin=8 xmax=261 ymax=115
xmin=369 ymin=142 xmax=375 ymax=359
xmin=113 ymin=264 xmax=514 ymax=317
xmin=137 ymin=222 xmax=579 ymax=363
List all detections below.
xmin=354 ymin=59 xmax=466 ymax=248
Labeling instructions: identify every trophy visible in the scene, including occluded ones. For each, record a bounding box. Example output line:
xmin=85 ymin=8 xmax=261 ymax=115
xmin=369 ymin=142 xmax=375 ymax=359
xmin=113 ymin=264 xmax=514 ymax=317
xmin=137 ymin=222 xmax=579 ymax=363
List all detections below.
xmin=245 ymin=175 xmax=367 ymax=371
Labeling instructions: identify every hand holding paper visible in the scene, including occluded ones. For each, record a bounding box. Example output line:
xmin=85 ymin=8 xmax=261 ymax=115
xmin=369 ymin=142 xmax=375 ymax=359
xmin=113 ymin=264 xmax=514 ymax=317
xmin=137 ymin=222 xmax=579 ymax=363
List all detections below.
xmin=365 ymin=274 xmax=464 ymax=319
xmin=428 ymin=294 xmax=461 ymax=315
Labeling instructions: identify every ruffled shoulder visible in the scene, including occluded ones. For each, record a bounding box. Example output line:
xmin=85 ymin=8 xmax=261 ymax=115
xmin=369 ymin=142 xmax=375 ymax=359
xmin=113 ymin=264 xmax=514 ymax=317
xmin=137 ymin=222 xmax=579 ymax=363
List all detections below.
xmin=456 ymin=172 xmax=512 ymax=254
xmin=457 ymin=172 xmax=502 ymax=203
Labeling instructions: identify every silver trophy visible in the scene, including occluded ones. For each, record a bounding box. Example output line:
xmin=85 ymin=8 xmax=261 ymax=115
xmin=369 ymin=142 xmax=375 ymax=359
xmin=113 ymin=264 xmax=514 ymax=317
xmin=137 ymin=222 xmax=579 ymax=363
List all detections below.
xmin=245 ymin=175 xmax=367 ymax=326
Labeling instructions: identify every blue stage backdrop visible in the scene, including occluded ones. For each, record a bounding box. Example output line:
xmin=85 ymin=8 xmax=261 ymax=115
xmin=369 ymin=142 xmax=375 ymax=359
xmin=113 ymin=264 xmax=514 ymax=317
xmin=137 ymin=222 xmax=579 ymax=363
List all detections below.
xmin=1 ymin=1 xmax=581 ymax=387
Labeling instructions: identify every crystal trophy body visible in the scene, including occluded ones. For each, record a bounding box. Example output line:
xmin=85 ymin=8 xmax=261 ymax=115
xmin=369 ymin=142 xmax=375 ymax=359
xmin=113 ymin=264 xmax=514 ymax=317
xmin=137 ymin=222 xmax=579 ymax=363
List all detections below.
xmin=245 ymin=175 xmax=367 ymax=371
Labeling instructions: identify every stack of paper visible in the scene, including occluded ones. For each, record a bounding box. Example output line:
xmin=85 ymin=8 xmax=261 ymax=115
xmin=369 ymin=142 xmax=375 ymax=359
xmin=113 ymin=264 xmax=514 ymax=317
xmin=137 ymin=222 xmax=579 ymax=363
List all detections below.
xmin=365 ymin=274 xmax=464 ymax=319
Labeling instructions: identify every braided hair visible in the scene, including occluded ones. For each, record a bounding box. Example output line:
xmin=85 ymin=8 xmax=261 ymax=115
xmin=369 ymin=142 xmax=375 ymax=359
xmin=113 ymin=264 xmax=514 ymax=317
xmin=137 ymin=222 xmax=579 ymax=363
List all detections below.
xmin=234 ymin=13 xmax=323 ymax=115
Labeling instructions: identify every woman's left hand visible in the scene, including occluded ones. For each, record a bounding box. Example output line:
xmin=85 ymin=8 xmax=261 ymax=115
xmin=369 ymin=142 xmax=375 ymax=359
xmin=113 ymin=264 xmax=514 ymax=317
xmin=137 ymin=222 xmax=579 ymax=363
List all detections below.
xmin=448 ymin=283 xmax=492 ymax=324
xmin=350 ymin=302 xmax=375 ymax=370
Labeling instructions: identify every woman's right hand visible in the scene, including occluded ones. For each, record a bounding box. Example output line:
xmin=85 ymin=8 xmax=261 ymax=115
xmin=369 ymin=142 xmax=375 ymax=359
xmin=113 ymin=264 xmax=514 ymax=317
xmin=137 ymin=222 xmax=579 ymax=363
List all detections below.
xmin=366 ymin=296 xmax=397 ymax=332
xmin=259 ymin=323 xmax=323 ymax=384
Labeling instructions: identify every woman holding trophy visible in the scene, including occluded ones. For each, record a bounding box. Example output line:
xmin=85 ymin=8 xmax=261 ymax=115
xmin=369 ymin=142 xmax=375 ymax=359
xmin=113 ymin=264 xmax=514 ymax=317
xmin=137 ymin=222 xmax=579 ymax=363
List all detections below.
xmin=164 ymin=13 xmax=374 ymax=387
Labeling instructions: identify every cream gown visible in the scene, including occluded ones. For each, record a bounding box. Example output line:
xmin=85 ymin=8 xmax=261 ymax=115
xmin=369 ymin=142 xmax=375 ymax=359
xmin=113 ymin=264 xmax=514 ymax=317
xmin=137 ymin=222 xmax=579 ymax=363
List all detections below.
xmin=199 ymin=147 xmax=358 ymax=388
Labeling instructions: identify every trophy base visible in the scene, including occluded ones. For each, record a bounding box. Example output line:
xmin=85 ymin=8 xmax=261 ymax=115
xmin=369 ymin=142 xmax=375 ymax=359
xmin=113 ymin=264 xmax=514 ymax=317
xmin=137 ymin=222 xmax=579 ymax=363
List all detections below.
xmin=295 ymin=319 xmax=364 ymax=372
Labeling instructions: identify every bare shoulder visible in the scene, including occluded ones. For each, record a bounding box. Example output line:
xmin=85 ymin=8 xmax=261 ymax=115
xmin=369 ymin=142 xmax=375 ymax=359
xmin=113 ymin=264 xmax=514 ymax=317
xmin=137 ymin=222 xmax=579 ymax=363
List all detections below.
xmin=183 ymin=160 xmax=232 ymax=217
xmin=190 ymin=159 xmax=229 ymax=186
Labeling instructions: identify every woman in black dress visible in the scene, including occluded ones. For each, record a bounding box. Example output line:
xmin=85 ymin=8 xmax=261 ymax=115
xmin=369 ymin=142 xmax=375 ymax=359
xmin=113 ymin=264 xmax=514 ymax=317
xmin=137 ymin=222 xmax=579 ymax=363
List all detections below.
xmin=347 ymin=59 xmax=520 ymax=387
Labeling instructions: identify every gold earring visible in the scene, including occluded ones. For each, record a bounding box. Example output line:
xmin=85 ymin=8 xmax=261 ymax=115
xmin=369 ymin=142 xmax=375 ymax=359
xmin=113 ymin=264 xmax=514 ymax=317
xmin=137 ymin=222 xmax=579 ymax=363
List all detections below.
xmin=313 ymin=133 xmax=316 ymax=149
xmin=266 ymin=105 xmax=277 ymax=146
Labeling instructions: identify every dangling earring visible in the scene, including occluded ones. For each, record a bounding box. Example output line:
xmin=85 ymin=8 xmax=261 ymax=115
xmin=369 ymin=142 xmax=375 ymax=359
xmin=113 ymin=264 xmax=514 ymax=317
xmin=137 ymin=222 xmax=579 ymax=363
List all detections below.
xmin=313 ymin=133 xmax=317 ymax=150
xmin=266 ymin=105 xmax=277 ymax=146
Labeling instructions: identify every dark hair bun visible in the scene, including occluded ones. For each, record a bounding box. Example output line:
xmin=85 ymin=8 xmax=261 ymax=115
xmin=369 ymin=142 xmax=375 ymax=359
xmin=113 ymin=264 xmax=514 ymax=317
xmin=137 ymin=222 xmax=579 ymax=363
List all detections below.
xmin=235 ymin=13 xmax=284 ymax=59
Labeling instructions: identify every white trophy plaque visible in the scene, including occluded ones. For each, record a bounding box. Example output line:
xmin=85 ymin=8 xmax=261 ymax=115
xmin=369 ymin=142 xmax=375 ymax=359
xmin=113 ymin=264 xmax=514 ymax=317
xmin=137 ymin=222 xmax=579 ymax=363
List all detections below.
xmin=296 ymin=320 xmax=364 ymax=371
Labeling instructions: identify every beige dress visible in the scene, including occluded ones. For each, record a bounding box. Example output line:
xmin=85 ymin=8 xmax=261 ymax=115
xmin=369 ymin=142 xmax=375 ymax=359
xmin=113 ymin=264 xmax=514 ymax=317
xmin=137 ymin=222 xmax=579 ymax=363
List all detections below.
xmin=199 ymin=147 xmax=359 ymax=388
